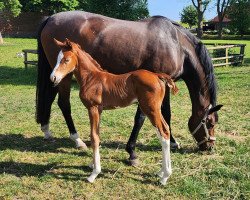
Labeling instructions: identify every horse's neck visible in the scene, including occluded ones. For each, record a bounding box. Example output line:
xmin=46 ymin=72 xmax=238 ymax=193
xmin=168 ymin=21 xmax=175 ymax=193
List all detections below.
xmin=183 ymin=63 xmax=211 ymax=115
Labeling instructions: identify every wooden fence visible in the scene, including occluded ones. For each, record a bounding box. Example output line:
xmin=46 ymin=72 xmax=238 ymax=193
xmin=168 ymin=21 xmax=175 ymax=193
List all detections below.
xmin=22 ymin=44 xmax=246 ymax=68
xmin=206 ymin=44 xmax=246 ymax=67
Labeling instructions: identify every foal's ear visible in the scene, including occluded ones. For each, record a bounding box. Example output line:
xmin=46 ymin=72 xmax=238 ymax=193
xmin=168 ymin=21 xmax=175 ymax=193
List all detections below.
xmin=53 ymin=38 xmax=65 ymax=48
xmin=65 ymin=38 xmax=73 ymax=49
xmin=208 ymin=104 xmax=223 ymax=115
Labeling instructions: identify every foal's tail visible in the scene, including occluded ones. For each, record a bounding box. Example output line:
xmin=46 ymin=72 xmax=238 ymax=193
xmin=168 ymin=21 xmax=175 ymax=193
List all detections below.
xmin=36 ymin=17 xmax=57 ymax=124
xmin=157 ymin=74 xmax=179 ymax=95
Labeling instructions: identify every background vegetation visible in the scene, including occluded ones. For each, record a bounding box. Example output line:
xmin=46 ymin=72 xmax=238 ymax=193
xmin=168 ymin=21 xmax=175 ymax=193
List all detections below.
xmin=0 ymin=38 xmax=249 ymax=199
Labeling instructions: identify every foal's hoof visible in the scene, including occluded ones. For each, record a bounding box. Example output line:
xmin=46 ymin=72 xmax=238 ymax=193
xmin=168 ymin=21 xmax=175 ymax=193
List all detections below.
xmin=170 ymin=141 xmax=180 ymax=150
xmin=76 ymin=142 xmax=88 ymax=150
xmin=128 ymin=158 xmax=140 ymax=167
xmin=157 ymin=170 xmax=164 ymax=178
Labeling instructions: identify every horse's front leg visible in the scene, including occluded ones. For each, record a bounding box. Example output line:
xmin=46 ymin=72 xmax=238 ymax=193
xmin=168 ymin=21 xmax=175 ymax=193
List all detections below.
xmin=161 ymin=88 xmax=180 ymax=150
xmin=125 ymin=106 xmax=146 ymax=166
xmin=58 ymin=74 xmax=87 ymax=149
xmin=87 ymin=106 xmax=101 ymax=183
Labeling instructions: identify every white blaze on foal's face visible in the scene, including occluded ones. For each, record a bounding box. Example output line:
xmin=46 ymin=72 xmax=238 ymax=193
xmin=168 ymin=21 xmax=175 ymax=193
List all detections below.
xmin=50 ymin=50 xmax=64 ymax=85
xmin=50 ymin=49 xmax=77 ymax=86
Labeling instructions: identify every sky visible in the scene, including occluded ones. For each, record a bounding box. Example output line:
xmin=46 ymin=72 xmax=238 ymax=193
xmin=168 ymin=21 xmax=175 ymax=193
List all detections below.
xmin=148 ymin=0 xmax=217 ymax=22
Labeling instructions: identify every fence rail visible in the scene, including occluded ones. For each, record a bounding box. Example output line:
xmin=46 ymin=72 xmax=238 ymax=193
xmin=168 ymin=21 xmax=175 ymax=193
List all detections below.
xmin=206 ymin=44 xmax=246 ymax=67
xmin=22 ymin=44 xmax=246 ymax=69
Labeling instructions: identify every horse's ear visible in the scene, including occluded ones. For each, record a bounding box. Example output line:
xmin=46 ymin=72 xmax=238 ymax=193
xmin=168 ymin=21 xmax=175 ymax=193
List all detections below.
xmin=208 ymin=104 xmax=223 ymax=115
xmin=53 ymin=38 xmax=65 ymax=48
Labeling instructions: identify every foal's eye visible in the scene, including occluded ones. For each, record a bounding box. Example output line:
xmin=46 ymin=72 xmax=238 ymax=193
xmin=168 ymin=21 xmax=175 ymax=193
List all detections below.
xmin=65 ymin=59 xmax=70 ymax=63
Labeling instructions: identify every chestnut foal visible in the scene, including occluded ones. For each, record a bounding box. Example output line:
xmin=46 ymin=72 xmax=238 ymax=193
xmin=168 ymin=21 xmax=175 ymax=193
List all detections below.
xmin=50 ymin=38 xmax=178 ymax=185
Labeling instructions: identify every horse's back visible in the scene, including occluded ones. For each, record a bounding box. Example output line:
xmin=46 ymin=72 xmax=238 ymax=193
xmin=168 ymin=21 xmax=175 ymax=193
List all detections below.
xmin=41 ymin=11 xmax=185 ymax=76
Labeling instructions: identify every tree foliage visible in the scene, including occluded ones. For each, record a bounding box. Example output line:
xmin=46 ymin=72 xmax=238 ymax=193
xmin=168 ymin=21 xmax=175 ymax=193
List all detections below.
xmin=19 ymin=0 xmax=79 ymax=14
xmin=17 ymin=0 xmax=148 ymax=20
xmin=0 ymin=0 xmax=22 ymax=16
xmin=216 ymin=0 xmax=233 ymax=38
xmin=83 ymin=0 xmax=149 ymax=20
xmin=180 ymin=5 xmax=198 ymax=28
xmin=228 ymin=0 xmax=250 ymax=35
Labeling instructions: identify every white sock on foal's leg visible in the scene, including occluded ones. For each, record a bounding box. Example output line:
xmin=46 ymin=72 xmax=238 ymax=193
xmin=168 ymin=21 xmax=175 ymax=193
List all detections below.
xmin=87 ymin=146 xmax=101 ymax=183
xmin=157 ymin=131 xmax=172 ymax=185
xmin=70 ymin=133 xmax=87 ymax=149
xmin=41 ymin=124 xmax=53 ymax=139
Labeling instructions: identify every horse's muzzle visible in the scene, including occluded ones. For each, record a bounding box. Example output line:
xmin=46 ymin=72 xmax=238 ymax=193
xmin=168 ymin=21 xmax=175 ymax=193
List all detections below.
xmin=199 ymin=141 xmax=215 ymax=151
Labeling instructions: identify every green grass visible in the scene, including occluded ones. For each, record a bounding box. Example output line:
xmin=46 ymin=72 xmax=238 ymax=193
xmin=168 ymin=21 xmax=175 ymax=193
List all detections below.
xmin=0 ymin=38 xmax=249 ymax=199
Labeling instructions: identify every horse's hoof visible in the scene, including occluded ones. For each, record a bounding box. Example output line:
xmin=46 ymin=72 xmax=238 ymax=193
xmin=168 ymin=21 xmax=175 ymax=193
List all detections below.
xmin=170 ymin=141 xmax=180 ymax=150
xmin=128 ymin=158 xmax=140 ymax=166
xmin=43 ymin=137 xmax=56 ymax=142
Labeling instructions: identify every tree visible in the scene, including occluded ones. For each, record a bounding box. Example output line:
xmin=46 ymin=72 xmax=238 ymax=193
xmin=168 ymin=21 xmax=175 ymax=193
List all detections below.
xmin=85 ymin=0 xmax=149 ymax=20
xmin=228 ymin=0 xmax=250 ymax=36
xmin=216 ymin=0 xmax=233 ymax=38
xmin=0 ymin=0 xmax=22 ymax=44
xmin=19 ymin=0 xmax=79 ymax=14
xmin=180 ymin=5 xmax=198 ymax=28
xmin=191 ymin=0 xmax=211 ymax=38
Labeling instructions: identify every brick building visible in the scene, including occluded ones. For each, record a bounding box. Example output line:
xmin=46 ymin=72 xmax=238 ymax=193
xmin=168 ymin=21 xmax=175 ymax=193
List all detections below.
xmin=0 ymin=12 xmax=47 ymax=37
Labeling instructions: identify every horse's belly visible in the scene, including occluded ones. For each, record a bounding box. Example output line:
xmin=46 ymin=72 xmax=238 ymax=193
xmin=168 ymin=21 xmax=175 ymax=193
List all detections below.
xmin=102 ymin=96 xmax=137 ymax=110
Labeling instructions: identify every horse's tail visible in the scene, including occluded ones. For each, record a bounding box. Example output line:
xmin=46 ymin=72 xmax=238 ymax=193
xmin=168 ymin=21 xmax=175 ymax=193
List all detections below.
xmin=157 ymin=73 xmax=179 ymax=95
xmin=36 ymin=17 xmax=57 ymax=124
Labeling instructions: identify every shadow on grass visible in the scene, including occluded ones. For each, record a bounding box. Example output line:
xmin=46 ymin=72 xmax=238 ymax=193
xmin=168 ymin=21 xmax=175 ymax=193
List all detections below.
xmin=0 ymin=133 xmax=87 ymax=156
xmin=0 ymin=66 xmax=37 ymax=85
xmin=0 ymin=65 xmax=80 ymax=91
xmin=0 ymin=161 xmax=56 ymax=177
xmin=0 ymin=134 xmax=198 ymax=157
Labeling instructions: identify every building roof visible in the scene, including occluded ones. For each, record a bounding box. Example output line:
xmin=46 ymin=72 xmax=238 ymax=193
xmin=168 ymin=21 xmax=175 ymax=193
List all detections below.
xmin=209 ymin=15 xmax=231 ymax=23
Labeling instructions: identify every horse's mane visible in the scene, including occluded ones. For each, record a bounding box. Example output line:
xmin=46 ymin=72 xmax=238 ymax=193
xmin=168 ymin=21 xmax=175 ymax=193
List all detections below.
xmin=150 ymin=16 xmax=217 ymax=106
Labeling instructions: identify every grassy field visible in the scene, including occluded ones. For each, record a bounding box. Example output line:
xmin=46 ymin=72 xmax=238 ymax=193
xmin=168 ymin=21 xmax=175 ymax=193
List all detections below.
xmin=0 ymin=38 xmax=249 ymax=199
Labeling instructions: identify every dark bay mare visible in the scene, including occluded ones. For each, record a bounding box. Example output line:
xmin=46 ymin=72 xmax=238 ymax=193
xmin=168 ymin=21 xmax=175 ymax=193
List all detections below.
xmin=36 ymin=11 xmax=222 ymax=164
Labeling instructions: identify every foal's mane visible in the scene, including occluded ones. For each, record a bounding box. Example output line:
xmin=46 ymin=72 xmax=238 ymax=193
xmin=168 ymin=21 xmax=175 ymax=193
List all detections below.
xmin=75 ymin=45 xmax=104 ymax=71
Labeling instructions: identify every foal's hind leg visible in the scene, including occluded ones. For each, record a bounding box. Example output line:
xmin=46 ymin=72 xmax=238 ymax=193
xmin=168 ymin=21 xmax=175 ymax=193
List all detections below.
xmin=58 ymin=74 xmax=87 ymax=149
xmin=87 ymin=106 xmax=101 ymax=183
xmin=140 ymin=102 xmax=172 ymax=185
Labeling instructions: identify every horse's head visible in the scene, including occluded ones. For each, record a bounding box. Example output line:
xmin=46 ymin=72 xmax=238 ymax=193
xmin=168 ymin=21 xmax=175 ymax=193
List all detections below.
xmin=50 ymin=38 xmax=79 ymax=86
xmin=188 ymin=104 xmax=223 ymax=151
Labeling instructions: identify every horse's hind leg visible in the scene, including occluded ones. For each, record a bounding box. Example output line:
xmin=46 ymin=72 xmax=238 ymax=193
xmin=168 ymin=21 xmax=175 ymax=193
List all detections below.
xmin=162 ymin=88 xmax=180 ymax=149
xmin=58 ymin=74 xmax=87 ymax=149
xmin=41 ymin=88 xmax=57 ymax=140
xmin=125 ymin=106 xmax=146 ymax=166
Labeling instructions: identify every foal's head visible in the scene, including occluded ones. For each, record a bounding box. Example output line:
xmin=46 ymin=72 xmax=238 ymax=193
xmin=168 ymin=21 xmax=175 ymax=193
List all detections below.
xmin=50 ymin=38 xmax=79 ymax=86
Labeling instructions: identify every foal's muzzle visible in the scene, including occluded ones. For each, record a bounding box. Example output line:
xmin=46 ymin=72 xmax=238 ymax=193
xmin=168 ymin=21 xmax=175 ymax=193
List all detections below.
xmin=50 ymin=74 xmax=62 ymax=87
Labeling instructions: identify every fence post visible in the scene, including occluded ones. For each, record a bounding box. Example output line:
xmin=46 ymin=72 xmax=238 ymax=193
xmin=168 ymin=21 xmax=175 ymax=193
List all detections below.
xmin=225 ymin=47 xmax=229 ymax=66
xmin=240 ymin=45 xmax=245 ymax=64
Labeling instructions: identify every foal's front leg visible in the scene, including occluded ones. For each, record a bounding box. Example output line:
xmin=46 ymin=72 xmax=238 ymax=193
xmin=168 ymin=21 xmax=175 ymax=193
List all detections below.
xmin=87 ymin=106 xmax=101 ymax=183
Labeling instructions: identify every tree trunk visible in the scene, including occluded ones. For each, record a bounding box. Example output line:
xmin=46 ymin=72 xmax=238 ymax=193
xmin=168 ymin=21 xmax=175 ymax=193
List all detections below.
xmin=217 ymin=16 xmax=223 ymax=39
xmin=197 ymin=12 xmax=203 ymax=38
xmin=0 ymin=32 xmax=3 ymax=44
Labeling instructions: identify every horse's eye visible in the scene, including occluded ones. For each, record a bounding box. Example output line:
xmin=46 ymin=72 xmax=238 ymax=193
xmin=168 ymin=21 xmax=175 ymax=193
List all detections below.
xmin=65 ymin=59 xmax=70 ymax=63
